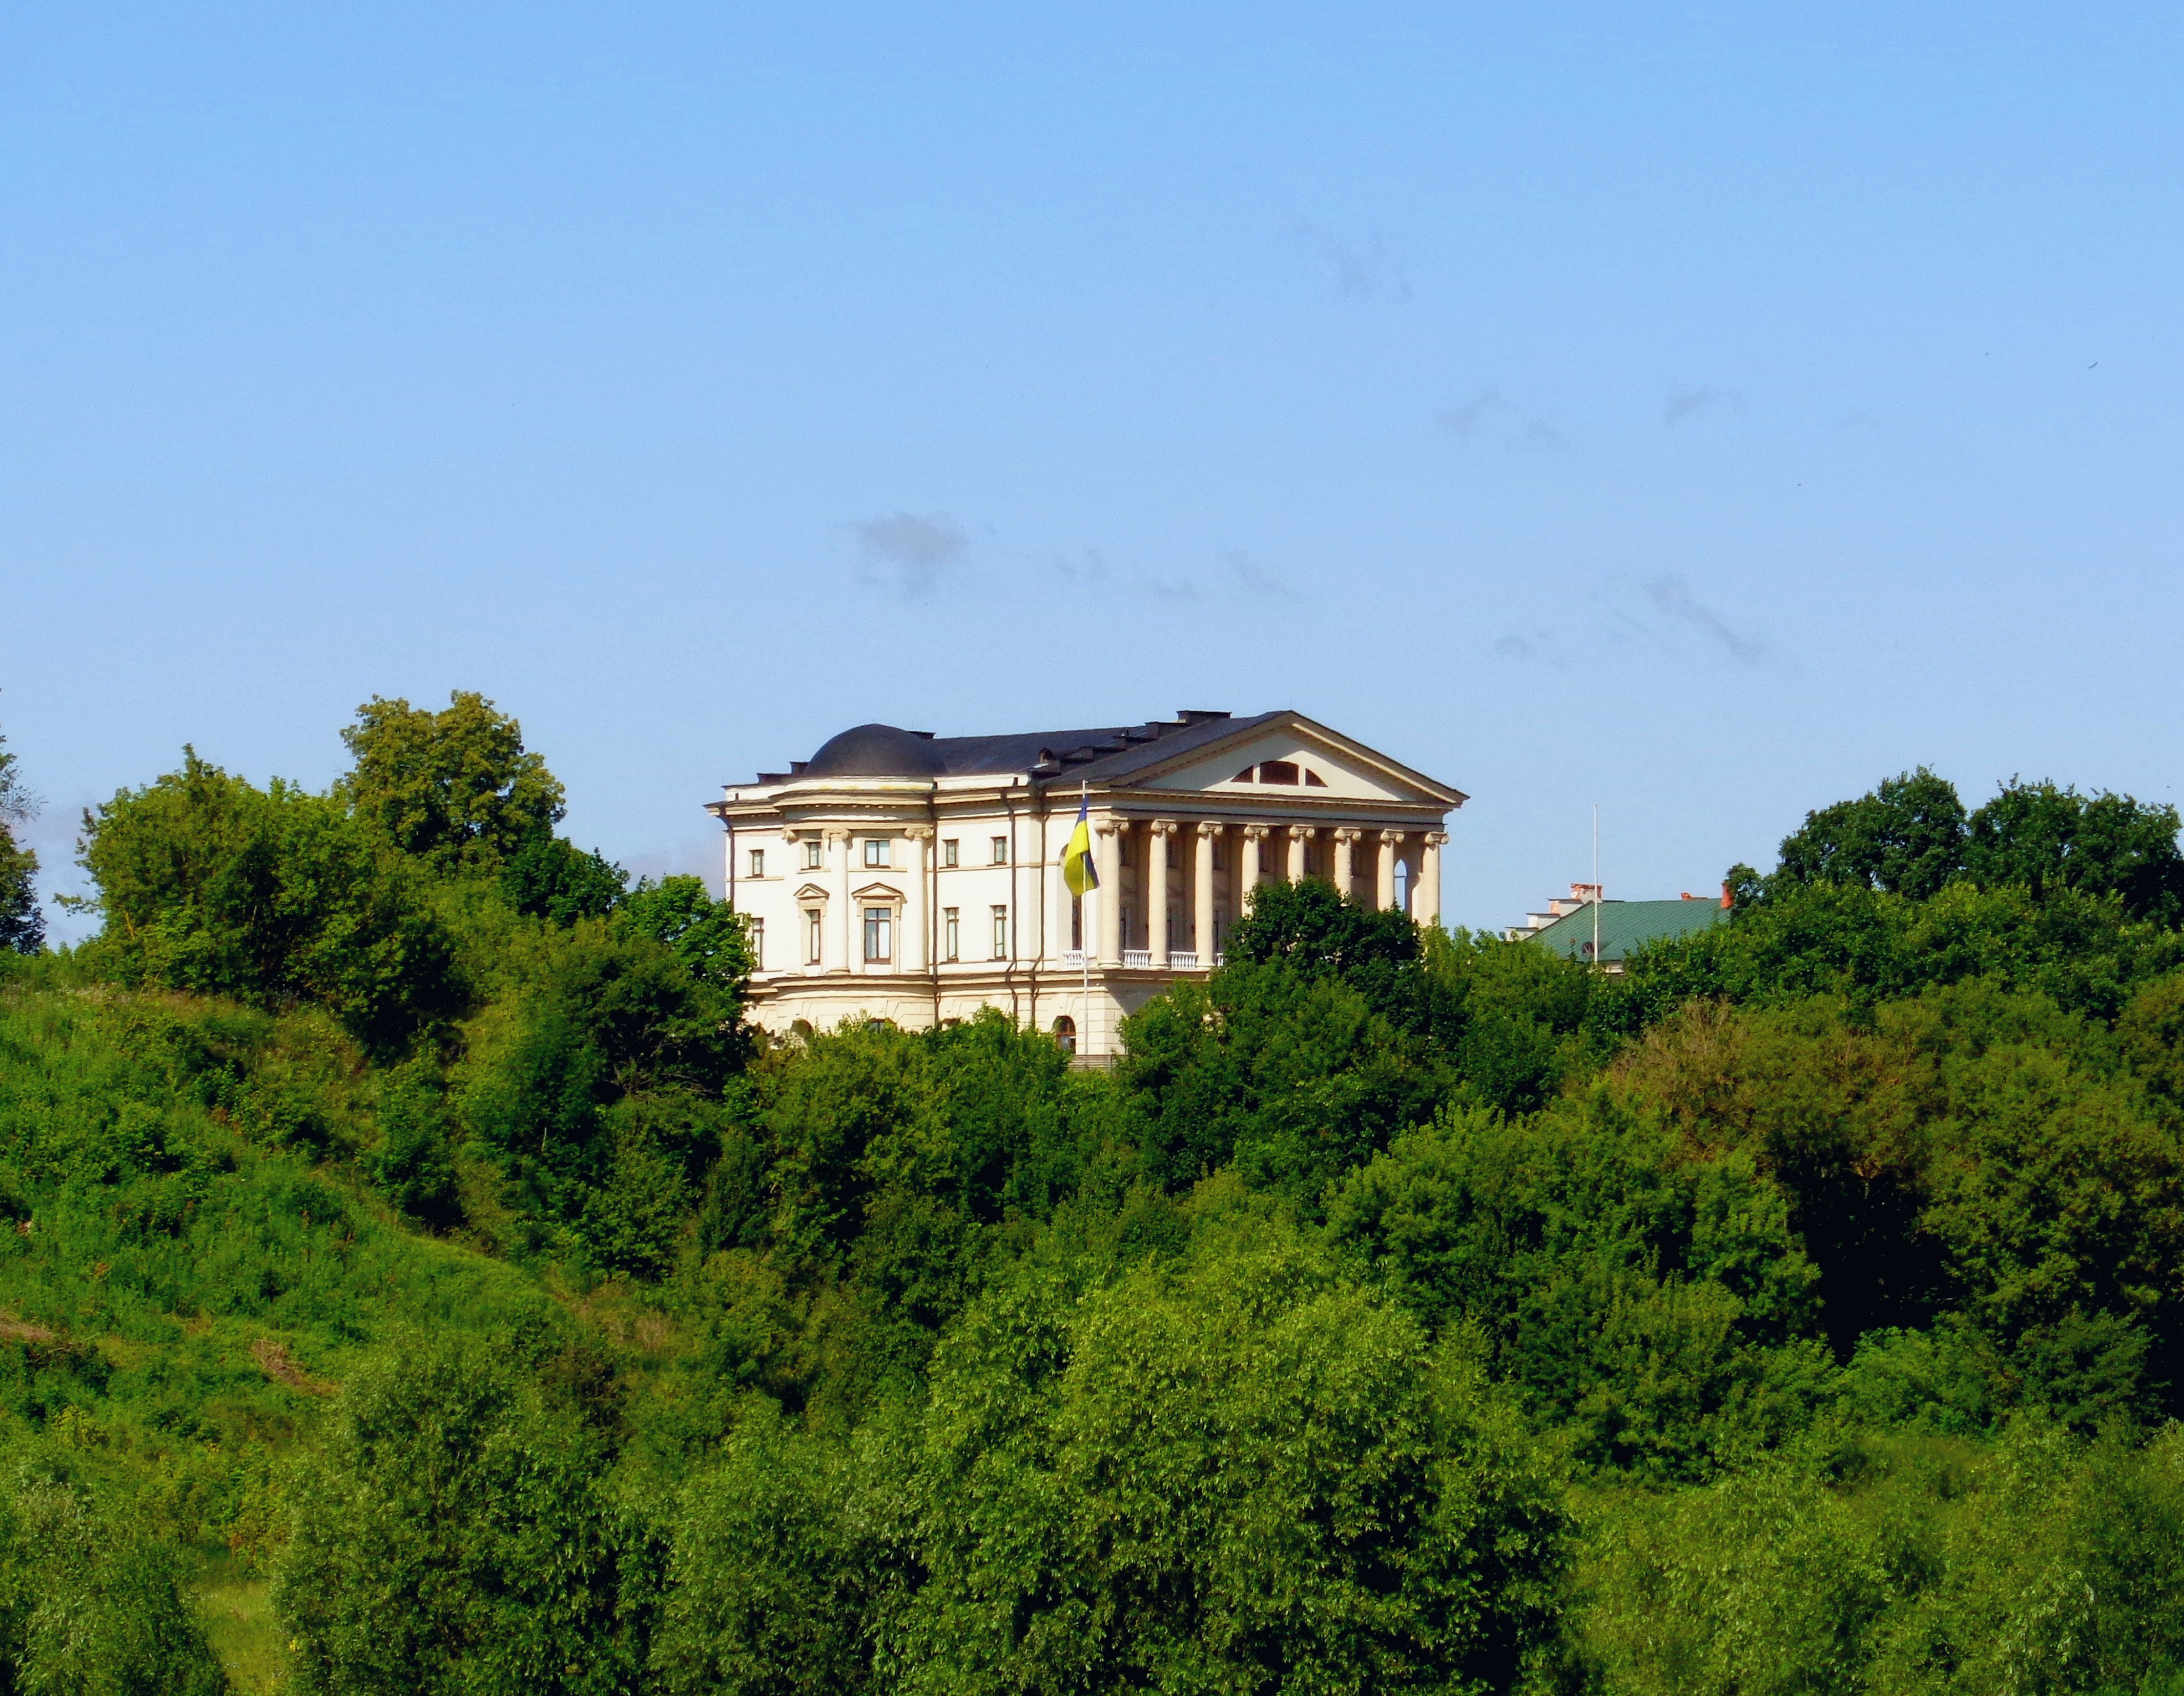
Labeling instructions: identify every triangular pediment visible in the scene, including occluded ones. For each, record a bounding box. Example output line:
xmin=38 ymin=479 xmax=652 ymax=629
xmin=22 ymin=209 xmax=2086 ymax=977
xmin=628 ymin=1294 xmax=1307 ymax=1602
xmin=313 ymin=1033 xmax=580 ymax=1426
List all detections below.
xmin=851 ymin=881 xmax=905 ymax=902
xmin=794 ymin=883 xmax=831 ymax=902
xmin=1123 ymin=714 xmax=1462 ymax=806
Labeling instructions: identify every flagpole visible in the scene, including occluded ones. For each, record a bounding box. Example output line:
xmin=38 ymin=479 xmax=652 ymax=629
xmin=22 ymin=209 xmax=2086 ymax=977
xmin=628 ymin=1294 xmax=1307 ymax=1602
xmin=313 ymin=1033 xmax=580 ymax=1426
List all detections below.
xmin=1081 ymin=782 xmax=1092 ymax=1059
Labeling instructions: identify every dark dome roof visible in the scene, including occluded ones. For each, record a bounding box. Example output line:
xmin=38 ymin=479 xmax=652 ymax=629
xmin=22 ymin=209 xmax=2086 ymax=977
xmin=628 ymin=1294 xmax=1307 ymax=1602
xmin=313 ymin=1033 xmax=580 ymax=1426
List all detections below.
xmin=802 ymin=723 xmax=947 ymax=779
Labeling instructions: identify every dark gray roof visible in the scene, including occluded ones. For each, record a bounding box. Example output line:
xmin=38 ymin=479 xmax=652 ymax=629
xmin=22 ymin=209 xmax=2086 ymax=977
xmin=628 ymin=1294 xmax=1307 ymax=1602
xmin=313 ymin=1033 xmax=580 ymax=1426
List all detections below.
xmin=746 ymin=710 xmax=1283 ymax=786
xmin=804 ymin=723 xmax=949 ymax=779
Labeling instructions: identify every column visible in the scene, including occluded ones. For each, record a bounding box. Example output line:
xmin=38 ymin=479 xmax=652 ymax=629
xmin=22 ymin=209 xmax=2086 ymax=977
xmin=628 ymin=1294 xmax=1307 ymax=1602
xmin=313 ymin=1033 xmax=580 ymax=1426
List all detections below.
xmin=1192 ymin=822 xmax=1216 ymax=966
xmin=903 ymin=826 xmax=931 ymax=970
xmin=828 ymin=828 xmax=853 ymax=969
xmin=1333 ymin=828 xmax=1360 ymax=900
xmin=1095 ymin=817 xmax=1123 ymax=966
xmin=1146 ymin=821 xmax=1176 ymax=966
xmin=1418 ymin=831 xmax=1446 ymax=929
xmin=1375 ymin=829 xmax=1399 ymax=912
xmin=1241 ymin=825 xmax=1270 ymax=910
xmin=1286 ymin=824 xmax=1310 ymax=883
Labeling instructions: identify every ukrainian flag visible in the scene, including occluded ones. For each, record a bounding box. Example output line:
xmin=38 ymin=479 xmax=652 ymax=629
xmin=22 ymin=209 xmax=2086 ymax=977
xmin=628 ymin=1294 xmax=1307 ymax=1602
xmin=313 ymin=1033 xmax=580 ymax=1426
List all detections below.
xmin=1061 ymin=793 xmax=1098 ymax=897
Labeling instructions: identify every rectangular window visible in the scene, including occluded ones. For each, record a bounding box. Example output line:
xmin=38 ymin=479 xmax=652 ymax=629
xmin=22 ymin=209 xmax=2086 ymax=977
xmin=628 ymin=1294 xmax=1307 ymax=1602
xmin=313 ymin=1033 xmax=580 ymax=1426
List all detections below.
xmin=747 ymin=917 xmax=763 ymax=968
xmin=747 ymin=848 xmax=765 ymax=879
xmin=864 ymin=838 xmax=890 ymax=868
xmin=1071 ymin=898 xmax=1082 ymax=951
xmin=1212 ymin=839 xmax=1226 ymax=871
xmin=864 ymin=906 xmax=892 ymax=963
xmin=804 ymin=908 xmax=823 ymax=964
xmin=805 ymin=839 xmax=822 ymax=870
xmin=942 ymin=838 xmax=959 ymax=868
xmin=990 ymin=835 xmax=1008 ymax=865
xmin=943 ymin=907 xmax=960 ymax=962
xmin=991 ymin=905 xmax=1008 ymax=959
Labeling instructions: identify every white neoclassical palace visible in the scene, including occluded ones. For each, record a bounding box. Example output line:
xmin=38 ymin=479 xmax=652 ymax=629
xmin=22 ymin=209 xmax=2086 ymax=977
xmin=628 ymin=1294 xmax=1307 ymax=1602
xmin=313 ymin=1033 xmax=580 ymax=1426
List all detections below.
xmin=708 ymin=709 xmax=1462 ymax=1058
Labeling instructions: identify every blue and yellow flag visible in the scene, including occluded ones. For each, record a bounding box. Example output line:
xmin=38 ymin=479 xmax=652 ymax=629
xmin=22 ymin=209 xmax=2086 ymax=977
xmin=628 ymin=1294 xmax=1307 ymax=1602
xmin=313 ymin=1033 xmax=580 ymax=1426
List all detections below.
xmin=1061 ymin=793 xmax=1098 ymax=898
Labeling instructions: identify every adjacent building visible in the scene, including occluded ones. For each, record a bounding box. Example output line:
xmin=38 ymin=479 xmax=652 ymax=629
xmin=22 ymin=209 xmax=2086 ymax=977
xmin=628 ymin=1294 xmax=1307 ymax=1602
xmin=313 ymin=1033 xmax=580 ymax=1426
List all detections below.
xmin=1511 ymin=883 xmax=1729 ymax=970
xmin=709 ymin=709 xmax=1462 ymax=1057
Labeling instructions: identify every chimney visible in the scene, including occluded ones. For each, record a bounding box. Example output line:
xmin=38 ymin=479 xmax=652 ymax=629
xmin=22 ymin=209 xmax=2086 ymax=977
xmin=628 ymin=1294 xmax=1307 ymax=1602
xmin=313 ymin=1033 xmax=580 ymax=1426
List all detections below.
xmin=1720 ymin=881 xmax=1733 ymax=911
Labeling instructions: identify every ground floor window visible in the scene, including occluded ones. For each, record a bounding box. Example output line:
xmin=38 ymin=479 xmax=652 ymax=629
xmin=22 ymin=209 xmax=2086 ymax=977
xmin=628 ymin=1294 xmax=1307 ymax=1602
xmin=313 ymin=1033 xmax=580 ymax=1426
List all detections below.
xmin=864 ymin=906 xmax=893 ymax=963
xmin=1052 ymin=1015 xmax=1077 ymax=1055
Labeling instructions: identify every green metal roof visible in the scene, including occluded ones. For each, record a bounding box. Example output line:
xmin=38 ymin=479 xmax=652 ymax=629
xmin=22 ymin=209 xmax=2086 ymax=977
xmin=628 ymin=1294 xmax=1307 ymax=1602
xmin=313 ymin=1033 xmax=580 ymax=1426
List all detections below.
xmin=1520 ymin=898 xmax=1727 ymax=964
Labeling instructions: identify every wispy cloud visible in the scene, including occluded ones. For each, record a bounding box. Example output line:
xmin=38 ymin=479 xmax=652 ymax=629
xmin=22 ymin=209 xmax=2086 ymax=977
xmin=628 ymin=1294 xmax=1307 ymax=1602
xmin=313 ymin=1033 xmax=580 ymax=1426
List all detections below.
xmin=1222 ymin=550 xmax=1294 ymax=599
xmin=1493 ymin=627 xmax=1568 ymax=666
xmin=1290 ymin=224 xmax=1414 ymax=304
xmin=1662 ymin=385 xmax=1742 ymax=428
xmin=1641 ymin=574 xmax=1766 ymax=662
xmin=1435 ymin=389 xmax=1568 ymax=452
xmin=852 ymin=511 xmax=970 ymax=599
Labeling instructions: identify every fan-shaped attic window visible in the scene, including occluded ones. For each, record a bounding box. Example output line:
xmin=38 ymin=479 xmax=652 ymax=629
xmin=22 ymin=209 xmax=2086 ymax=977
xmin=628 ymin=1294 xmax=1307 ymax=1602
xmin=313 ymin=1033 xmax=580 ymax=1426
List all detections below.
xmin=1304 ymin=769 xmax=1327 ymax=788
xmin=1259 ymin=760 xmax=1300 ymax=785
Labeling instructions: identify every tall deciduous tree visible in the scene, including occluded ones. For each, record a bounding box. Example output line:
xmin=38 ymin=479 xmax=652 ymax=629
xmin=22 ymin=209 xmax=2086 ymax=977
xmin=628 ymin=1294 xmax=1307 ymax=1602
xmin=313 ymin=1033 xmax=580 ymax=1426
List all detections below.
xmin=76 ymin=750 xmax=461 ymax=1051
xmin=340 ymin=691 xmax=566 ymax=875
xmin=1965 ymin=778 xmax=2184 ymax=925
xmin=1770 ymin=767 xmax=1968 ymax=901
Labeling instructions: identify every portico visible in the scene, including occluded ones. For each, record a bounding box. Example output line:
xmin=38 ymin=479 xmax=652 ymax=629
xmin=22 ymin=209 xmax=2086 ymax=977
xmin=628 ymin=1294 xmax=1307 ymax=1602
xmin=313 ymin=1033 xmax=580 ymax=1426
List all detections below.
xmin=709 ymin=708 xmax=1463 ymax=1058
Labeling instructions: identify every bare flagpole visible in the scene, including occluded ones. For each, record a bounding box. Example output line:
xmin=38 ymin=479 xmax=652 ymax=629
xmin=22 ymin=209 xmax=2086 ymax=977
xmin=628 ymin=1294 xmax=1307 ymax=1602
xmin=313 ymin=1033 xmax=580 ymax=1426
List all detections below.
xmin=1592 ymin=803 xmax=1601 ymax=970
xmin=1081 ymin=782 xmax=1093 ymax=1058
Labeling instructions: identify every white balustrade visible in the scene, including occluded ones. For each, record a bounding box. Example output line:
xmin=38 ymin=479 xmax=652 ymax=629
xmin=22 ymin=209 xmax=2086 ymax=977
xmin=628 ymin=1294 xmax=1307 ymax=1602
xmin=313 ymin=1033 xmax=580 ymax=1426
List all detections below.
xmin=1060 ymin=950 xmax=1086 ymax=970
xmin=1121 ymin=949 xmax=1151 ymax=968
xmin=1168 ymin=949 xmax=1201 ymax=969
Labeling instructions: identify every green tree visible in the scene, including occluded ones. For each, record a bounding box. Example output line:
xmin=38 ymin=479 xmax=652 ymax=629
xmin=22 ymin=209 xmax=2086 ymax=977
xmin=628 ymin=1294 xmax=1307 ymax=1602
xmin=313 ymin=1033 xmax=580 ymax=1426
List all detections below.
xmin=274 ymin=1334 xmax=633 ymax=1696
xmin=1965 ymin=778 xmax=2184 ymax=925
xmin=1327 ymin=1096 xmax=1835 ymax=1479
xmin=1769 ymin=767 xmax=1968 ymax=901
xmin=500 ymin=831 xmax=628 ymax=925
xmin=888 ymin=1231 xmax=1573 ymax=1695
xmin=0 ymin=1477 xmax=228 ymax=1696
xmin=0 ymin=721 xmax=41 ymax=954
xmin=339 ymin=692 xmax=565 ymax=875
xmin=76 ymin=750 xmax=462 ymax=1052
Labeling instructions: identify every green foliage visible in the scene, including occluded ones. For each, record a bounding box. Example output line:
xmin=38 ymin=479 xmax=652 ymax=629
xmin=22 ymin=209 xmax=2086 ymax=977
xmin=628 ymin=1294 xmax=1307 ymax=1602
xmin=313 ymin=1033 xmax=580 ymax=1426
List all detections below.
xmin=0 ymin=723 xmax=40 ymax=956
xmin=75 ymin=751 xmax=462 ymax=1052
xmin=25 ymin=706 xmax=2184 ymax=1692
xmin=1965 ymin=779 xmax=2184 ymax=927
xmin=460 ymin=909 xmax=748 ymax=1260
xmin=651 ymin=1408 xmax=893 ymax=1696
xmin=0 ymin=1474 xmax=228 ymax=1696
xmin=1606 ymin=989 xmax=2184 ymax=1428
xmin=1583 ymin=1423 xmax=2184 ymax=1696
xmin=1329 ymin=1098 xmax=1834 ymax=1480
xmin=338 ymin=692 xmax=565 ymax=875
xmin=1612 ymin=878 xmax=2183 ymax=1028
xmin=1772 ymin=765 xmax=1970 ymax=903
xmin=1742 ymin=766 xmax=2184 ymax=926
xmin=274 ymin=1333 xmax=634 ymax=1696
xmin=664 ymin=1228 xmax=1573 ymax=1696
xmin=500 ymin=831 xmax=628 ymax=925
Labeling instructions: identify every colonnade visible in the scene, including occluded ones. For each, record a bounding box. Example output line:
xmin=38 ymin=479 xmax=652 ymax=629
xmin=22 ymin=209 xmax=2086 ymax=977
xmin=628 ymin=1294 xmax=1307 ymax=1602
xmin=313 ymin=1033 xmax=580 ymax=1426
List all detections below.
xmin=1087 ymin=816 xmax=1447 ymax=971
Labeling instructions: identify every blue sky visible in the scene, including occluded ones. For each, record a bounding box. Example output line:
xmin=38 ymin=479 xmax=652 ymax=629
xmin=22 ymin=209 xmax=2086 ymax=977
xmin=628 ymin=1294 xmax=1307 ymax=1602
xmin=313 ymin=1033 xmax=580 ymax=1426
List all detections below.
xmin=8 ymin=2 xmax=2182 ymax=938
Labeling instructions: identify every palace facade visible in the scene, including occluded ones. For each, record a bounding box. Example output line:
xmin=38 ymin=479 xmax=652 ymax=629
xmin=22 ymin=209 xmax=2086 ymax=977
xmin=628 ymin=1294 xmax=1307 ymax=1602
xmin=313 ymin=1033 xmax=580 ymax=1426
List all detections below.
xmin=707 ymin=708 xmax=1462 ymax=1058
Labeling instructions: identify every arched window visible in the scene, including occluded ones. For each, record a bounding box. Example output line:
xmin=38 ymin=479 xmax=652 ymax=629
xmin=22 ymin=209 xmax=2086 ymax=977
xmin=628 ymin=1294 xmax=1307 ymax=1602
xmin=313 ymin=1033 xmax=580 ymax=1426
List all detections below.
xmin=1051 ymin=1015 xmax=1077 ymax=1055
